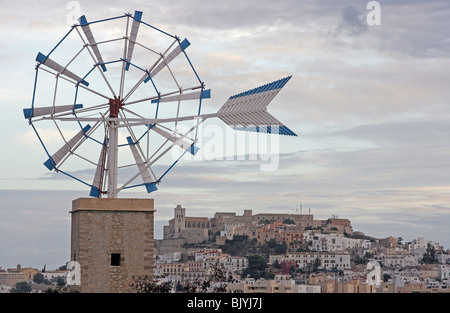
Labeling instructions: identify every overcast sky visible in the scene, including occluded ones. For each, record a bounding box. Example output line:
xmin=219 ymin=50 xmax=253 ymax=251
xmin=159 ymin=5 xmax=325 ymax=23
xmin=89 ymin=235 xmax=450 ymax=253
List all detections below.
xmin=1 ymin=0 xmax=449 ymax=270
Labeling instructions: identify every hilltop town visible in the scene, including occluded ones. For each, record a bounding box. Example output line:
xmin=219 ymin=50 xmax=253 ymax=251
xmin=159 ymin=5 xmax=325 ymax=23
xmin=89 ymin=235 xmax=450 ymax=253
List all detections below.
xmin=1 ymin=204 xmax=449 ymax=293
xmin=154 ymin=205 xmax=450 ymax=293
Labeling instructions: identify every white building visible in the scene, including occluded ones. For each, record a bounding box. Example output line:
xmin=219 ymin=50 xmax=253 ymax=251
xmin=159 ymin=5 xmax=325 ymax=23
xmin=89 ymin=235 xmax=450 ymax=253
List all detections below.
xmin=438 ymin=264 xmax=450 ymax=281
xmin=284 ymin=252 xmax=351 ymax=270
xmin=394 ymin=274 xmax=421 ymax=285
xmin=42 ymin=270 xmax=68 ymax=282
xmin=224 ymin=222 xmax=244 ymax=240
xmin=223 ymin=256 xmax=248 ymax=273
xmin=0 ymin=284 xmax=11 ymax=293
xmin=374 ymin=253 xmax=417 ymax=268
xmin=410 ymin=247 xmax=427 ymax=263
xmin=195 ymin=249 xmax=224 ymax=261
xmin=156 ymin=252 xmax=182 ymax=264
xmin=294 ymin=284 xmax=322 ymax=293
xmin=436 ymin=253 xmax=450 ymax=264
xmin=408 ymin=237 xmax=442 ymax=253
xmin=303 ymin=231 xmax=372 ymax=252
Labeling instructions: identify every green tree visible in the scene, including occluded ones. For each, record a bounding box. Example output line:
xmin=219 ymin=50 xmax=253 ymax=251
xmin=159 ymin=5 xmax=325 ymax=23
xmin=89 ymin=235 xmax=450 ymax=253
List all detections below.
xmin=272 ymin=259 xmax=282 ymax=269
xmin=422 ymin=244 xmax=436 ymax=264
xmin=176 ymin=282 xmax=184 ymax=292
xmin=220 ymin=235 xmax=257 ymax=256
xmin=289 ymin=265 xmax=296 ymax=276
xmin=260 ymin=239 xmax=287 ymax=255
xmin=242 ymin=255 xmax=268 ymax=280
xmin=312 ymin=258 xmax=321 ymax=271
xmin=11 ymin=282 xmax=32 ymax=293
xmin=265 ymin=272 xmax=275 ymax=280
xmin=33 ymin=273 xmax=44 ymax=284
xmin=56 ymin=277 xmax=66 ymax=287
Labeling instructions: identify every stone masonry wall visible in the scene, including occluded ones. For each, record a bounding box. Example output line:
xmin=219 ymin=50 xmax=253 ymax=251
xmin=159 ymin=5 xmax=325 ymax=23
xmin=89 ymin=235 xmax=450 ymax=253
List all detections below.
xmin=71 ymin=198 xmax=154 ymax=293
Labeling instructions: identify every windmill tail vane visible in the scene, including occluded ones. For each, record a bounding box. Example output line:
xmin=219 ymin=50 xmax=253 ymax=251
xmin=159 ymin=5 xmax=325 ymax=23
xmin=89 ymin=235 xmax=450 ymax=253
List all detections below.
xmin=217 ymin=75 xmax=296 ymax=136
xmin=23 ymin=10 xmax=297 ymax=198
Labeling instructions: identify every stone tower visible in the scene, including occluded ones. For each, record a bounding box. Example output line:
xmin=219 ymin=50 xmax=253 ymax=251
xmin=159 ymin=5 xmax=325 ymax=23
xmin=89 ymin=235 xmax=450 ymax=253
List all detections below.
xmin=173 ymin=204 xmax=186 ymax=238
xmin=70 ymin=198 xmax=155 ymax=293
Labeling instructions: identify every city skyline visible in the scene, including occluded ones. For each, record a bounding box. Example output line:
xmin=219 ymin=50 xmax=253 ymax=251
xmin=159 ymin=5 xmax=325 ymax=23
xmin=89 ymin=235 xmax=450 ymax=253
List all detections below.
xmin=1 ymin=0 xmax=449 ymax=269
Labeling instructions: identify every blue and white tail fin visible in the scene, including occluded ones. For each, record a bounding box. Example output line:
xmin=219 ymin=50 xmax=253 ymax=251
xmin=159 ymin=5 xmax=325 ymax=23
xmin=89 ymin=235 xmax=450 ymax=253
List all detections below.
xmin=217 ymin=76 xmax=297 ymax=136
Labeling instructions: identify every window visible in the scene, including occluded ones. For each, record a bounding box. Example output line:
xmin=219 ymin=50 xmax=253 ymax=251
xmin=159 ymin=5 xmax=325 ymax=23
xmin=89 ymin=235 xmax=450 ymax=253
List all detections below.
xmin=111 ymin=253 xmax=121 ymax=266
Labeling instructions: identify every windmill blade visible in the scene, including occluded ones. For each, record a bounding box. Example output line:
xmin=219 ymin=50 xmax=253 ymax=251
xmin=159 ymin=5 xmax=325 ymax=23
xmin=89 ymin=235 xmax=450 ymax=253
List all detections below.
xmin=78 ymin=15 xmax=107 ymax=72
xmin=151 ymin=89 xmax=210 ymax=104
xmin=44 ymin=125 xmax=91 ymax=170
xmin=36 ymin=52 xmax=89 ymax=86
xmin=143 ymin=38 xmax=190 ymax=83
xmin=126 ymin=137 xmax=158 ymax=193
xmin=152 ymin=125 xmax=199 ymax=155
xmin=23 ymin=104 xmax=83 ymax=119
xmin=90 ymin=138 xmax=108 ymax=198
xmin=125 ymin=11 xmax=143 ymax=71
xmin=217 ymin=76 xmax=297 ymax=136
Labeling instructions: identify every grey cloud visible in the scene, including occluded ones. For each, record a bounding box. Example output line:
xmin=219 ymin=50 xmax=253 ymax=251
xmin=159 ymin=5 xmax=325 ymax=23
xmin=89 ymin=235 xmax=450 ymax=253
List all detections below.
xmin=333 ymin=5 xmax=368 ymax=37
xmin=374 ymin=1 xmax=450 ymax=58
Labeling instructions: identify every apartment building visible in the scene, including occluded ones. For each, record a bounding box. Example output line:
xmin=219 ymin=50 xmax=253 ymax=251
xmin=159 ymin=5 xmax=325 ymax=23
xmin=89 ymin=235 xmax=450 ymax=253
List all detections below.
xmin=276 ymin=227 xmax=304 ymax=248
xmin=408 ymin=237 xmax=442 ymax=252
xmin=231 ymin=224 xmax=279 ymax=245
xmin=159 ymin=262 xmax=189 ymax=280
xmin=374 ymin=253 xmax=417 ymax=268
xmin=436 ymin=253 xmax=450 ymax=264
xmin=223 ymin=256 xmax=248 ymax=272
xmin=226 ymin=278 xmax=321 ymax=293
xmin=195 ymin=249 xmax=224 ymax=261
xmin=438 ymin=264 xmax=450 ymax=281
xmin=155 ymin=249 xmax=248 ymax=284
xmin=275 ymin=251 xmax=351 ymax=270
xmin=303 ymin=231 xmax=372 ymax=252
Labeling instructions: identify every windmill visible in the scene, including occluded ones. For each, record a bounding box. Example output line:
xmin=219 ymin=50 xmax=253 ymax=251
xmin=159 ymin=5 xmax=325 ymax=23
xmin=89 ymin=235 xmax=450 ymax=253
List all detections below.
xmin=24 ymin=10 xmax=297 ymax=199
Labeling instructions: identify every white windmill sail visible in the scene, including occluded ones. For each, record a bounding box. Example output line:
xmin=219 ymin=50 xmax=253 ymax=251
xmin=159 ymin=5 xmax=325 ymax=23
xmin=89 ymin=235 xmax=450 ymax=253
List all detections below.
xmin=151 ymin=89 xmax=210 ymax=104
xmin=152 ymin=125 xmax=199 ymax=155
xmin=23 ymin=104 xmax=83 ymax=119
xmin=126 ymin=137 xmax=158 ymax=193
xmin=144 ymin=38 xmax=190 ymax=83
xmin=44 ymin=125 xmax=91 ymax=170
xmin=125 ymin=11 xmax=143 ymax=71
xmin=78 ymin=15 xmax=107 ymax=72
xmin=89 ymin=139 xmax=108 ymax=198
xmin=36 ymin=53 xmax=89 ymax=86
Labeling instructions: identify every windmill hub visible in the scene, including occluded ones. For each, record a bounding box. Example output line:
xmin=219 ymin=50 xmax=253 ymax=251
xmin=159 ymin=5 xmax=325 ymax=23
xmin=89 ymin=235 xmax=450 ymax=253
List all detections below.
xmin=109 ymin=96 xmax=124 ymax=118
